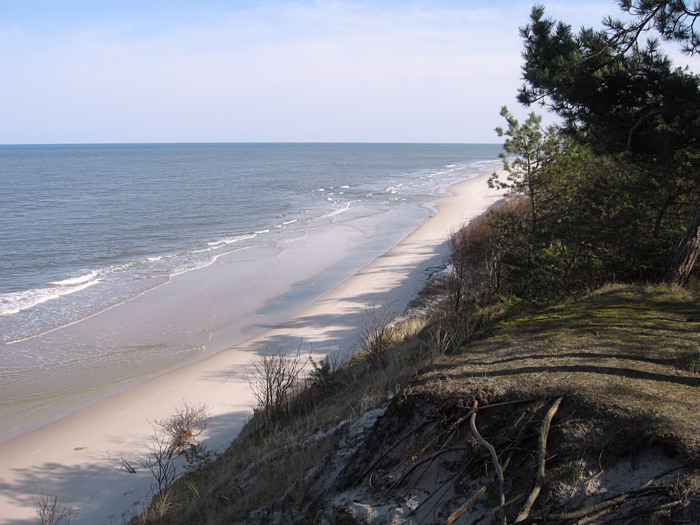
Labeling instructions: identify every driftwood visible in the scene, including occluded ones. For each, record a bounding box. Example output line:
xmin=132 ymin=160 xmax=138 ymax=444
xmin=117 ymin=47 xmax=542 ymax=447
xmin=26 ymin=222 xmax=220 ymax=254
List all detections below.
xmin=121 ymin=457 xmax=136 ymax=474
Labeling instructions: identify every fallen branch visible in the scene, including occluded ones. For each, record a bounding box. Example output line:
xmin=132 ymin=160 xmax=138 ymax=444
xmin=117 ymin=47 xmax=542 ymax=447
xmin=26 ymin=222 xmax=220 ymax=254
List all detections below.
xmin=446 ymin=456 xmax=512 ymax=525
xmin=357 ymin=418 xmax=436 ymax=484
xmin=598 ymin=500 xmax=682 ymax=522
xmin=474 ymin=491 xmax=527 ymax=525
xmin=411 ymin=467 xmax=464 ymax=521
xmin=441 ymin=398 xmax=536 ymax=450
xmin=548 ymin=486 xmax=665 ymax=521
xmin=121 ymin=457 xmax=136 ymax=473
xmin=547 ymin=463 xmax=685 ymax=521
xmin=514 ymin=396 xmax=563 ymax=523
xmin=391 ymin=446 xmax=470 ymax=493
xmin=469 ymin=399 xmax=506 ymax=525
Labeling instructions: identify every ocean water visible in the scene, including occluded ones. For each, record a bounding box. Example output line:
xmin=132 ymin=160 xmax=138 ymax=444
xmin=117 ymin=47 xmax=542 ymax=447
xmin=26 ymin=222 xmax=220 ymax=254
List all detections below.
xmin=0 ymin=143 xmax=501 ymax=437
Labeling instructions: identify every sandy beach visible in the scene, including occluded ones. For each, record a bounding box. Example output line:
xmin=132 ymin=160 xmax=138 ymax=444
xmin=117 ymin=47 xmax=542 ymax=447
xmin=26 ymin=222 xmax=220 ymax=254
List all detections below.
xmin=0 ymin=172 xmax=503 ymax=524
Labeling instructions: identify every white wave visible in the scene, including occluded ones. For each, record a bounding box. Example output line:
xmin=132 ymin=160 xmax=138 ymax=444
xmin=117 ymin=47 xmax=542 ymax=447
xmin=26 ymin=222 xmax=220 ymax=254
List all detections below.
xmin=316 ymin=201 xmax=352 ymax=220
xmin=275 ymin=219 xmax=298 ymax=228
xmin=206 ymin=233 xmax=256 ymax=247
xmin=191 ymin=247 xmax=214 ymax=254
xmin=340 ymin=185 xmax=350 ymax=189
xmin=1 ymin=277 xmax=101 ymax=316
xmin=49 ymin=270 xmax=99 ymax=287
xmin=219 ymin=233 xmax=257 ymax=245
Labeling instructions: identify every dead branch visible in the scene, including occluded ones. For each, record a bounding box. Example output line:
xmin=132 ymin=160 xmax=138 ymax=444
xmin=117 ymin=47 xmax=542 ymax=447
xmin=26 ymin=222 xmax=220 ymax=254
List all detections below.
xmin=544 ymin=463 xmax=685 ymax=521
xmin=597 ymin=500 xmax=682 ymax=523
xmin=514 ymin=396 xmax=563 ymax=522
xmin=474 ymin=491 xmax=527 ymax=525
xmin=411 ymin=467 xmax=464 ymax=522
xmin=390 ymin=446 xmax=470 ymax=493
xmin=446 ymin=456 xmax=512 ymax=525
xmin=358 ymin=418 xmax=437 ymax=486
xmin=121 ymin=457 xmax=136 ymax=474
xmin=549 ymin=486 xmax=666 ymax=521
xmin=469 ymin=399 xmax=506 ymax=525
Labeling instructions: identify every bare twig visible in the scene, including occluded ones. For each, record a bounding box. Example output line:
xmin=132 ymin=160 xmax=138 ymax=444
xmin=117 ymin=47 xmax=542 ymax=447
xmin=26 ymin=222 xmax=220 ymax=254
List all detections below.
xmin=358 ymin=418 xmax=436 ymax=486
xmin=154 ymin=401 xmax=209 ymax=452
xmin=392 ymin=446 xmax=471 ymax=493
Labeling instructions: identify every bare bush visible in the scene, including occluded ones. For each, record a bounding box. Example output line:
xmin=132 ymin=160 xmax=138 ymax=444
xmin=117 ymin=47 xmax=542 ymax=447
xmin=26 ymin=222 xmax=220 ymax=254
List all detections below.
xmin=34 ymin=493 xmax=75 ymax=525
xmin=144 ymin=433 xmax=179 ymax=496
xmin=247 ymin=344 xmax=309 ymax=421
xmin=138 ymin=401 xmax=210 ymax=504
xmin=358 ymin=303 xmax=395 ymax=366
xmin=448 ymin=213 xmax=499 ymax=312
xmin=155 ymin=401 xmax=209 ymax=452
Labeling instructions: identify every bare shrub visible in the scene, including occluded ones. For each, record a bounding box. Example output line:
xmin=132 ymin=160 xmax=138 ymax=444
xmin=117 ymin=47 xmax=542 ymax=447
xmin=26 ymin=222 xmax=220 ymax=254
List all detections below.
xmin=34 ymin=493 xmax=75 ymax=525
xmin=143 ymin=433 xmax=179 ymax=496
xmin=155 ymin=401 xmax=209 ymax=452
xmin=448 ymin=212 xmax=499 ymax=312
xmin=138 ymin=401 xmax=210 ymax=506
xmin=358 ymin=303 xmax=395 ymax=366
xmin=247 ymin=344 xmax=309 ymax=421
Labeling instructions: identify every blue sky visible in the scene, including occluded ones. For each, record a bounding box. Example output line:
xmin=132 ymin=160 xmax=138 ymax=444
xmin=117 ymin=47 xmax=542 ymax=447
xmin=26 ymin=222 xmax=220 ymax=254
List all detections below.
xmin=0 ymin=1 xmax=693 ymax=144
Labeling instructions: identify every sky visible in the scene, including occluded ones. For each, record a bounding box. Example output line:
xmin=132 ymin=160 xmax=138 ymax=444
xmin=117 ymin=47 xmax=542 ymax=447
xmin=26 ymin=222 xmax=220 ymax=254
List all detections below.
xmin=0 ymin=1 xmax=696 ymax=144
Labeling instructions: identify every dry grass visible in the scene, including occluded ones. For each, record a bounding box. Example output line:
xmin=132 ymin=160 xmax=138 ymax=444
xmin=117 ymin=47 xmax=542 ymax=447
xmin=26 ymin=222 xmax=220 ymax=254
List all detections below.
xmin=132 ymin=311 xmax=438 ymax=524
xmin=411 ymin=282 xmax=700 ymax=456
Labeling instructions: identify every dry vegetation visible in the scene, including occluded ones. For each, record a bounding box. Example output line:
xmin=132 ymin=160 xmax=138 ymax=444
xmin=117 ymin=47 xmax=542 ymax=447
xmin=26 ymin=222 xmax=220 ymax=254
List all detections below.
xmin=133 ymin=274 xmax=699 ymax=524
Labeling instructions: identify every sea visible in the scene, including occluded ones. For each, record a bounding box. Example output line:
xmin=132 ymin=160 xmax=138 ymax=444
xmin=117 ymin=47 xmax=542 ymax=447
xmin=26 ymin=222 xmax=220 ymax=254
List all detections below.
xmin=0 ymin=143 xmax=502 ymax=438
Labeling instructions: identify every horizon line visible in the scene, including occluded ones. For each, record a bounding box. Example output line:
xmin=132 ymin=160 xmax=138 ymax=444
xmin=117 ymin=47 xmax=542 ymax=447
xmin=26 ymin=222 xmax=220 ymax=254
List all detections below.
xmin=0 ymin=140 xmax=503 ymax=147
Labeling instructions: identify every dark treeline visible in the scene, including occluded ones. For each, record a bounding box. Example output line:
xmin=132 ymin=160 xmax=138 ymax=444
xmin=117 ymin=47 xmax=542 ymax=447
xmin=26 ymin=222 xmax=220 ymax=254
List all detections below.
xmin=451 ymin=0 xmax=699 ymax=306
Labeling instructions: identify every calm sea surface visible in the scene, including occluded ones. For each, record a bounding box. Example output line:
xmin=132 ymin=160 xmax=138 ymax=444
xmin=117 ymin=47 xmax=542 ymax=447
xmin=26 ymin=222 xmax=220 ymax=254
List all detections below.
xmin=0 ymin=143 xmax=501 ymax=436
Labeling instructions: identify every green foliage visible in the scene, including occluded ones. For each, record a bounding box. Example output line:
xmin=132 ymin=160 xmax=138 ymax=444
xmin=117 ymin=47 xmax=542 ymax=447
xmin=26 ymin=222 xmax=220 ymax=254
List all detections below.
xmin=518 ymin=5 xmax=700 ymax=158
xmin=309 ymin=355 xmax=338 ymax=392
xmin=610 ymin=1 xmax=700 ymax=55
xmin=480 ymin=3 xmax=700 ymax=294
xmin=490 ymin=106 xmax=562 ymax=234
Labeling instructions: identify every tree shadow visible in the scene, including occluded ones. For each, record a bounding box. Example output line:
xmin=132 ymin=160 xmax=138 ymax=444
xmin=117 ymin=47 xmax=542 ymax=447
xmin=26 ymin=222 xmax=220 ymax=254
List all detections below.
xmin=424 ymin=363 xmax=700 ymax=387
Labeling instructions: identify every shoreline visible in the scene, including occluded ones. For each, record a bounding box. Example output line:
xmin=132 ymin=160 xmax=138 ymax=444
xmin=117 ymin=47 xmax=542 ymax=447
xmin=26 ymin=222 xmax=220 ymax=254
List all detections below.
xmin=0 ymin=171 xmax=504 ymax=524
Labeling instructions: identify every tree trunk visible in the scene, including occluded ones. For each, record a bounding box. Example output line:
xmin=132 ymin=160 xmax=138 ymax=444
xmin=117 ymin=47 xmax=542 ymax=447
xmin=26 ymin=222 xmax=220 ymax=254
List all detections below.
xmin=662 ymin=204 xmax=700 ymax=285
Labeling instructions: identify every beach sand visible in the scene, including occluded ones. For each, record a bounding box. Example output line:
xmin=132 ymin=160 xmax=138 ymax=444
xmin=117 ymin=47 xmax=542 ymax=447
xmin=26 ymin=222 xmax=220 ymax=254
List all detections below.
xmin=0 ymin=172 xmax=504 ymax=524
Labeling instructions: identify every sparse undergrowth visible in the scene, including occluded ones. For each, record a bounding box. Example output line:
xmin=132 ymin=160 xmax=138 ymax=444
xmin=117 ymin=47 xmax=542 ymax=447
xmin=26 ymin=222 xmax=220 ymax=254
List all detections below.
xmin=132 ymin=282 xmax=699 ymax=524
